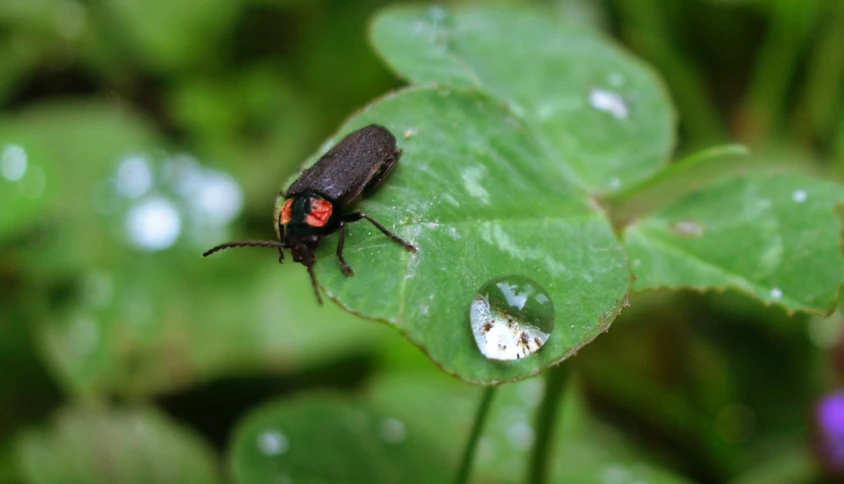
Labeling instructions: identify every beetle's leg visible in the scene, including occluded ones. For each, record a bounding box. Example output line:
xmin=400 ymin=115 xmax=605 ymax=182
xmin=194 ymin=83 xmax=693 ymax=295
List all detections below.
xmin=343 ymin=212 xmax=417 ymax=253
xmin=363 ymin=148 xmax=401 ymax=194
xmin=305 ymin=258 xmax=323 ymax=305
xmin=335 ymin=222 xmax=354 ymax=276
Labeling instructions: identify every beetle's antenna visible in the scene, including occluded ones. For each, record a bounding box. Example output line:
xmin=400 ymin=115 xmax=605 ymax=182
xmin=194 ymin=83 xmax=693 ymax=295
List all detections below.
xmin=202 ymin=240 xmax=285 ymax=257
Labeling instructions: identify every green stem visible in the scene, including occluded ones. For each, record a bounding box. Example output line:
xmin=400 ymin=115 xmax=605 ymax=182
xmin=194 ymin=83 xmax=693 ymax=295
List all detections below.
xmin=740 ymin=0 xmax=821 ymax=141
xmin=455 ymin=386 xmax=497 ymax=484
xmin=526 ymin=364 xmax=569 ymax=484
xmin=835 ymin=123 xmax=844 ymax=179
xmin=605 ymin=144 xmax=749 ymax=230
xmin=610 ymin=0 xmax=725 ymax=144
xmin=790 ymin=2 xmax=844 ymax=147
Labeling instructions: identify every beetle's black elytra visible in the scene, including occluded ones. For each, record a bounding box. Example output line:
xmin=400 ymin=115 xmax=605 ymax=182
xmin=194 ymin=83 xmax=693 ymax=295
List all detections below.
xmin=203 ymin=124 xmax=417 ymax=304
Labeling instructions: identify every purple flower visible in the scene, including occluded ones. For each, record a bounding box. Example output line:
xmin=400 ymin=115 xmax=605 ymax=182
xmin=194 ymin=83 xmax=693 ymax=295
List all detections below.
xmin=815 ymin=390 xmax=844 ymax=473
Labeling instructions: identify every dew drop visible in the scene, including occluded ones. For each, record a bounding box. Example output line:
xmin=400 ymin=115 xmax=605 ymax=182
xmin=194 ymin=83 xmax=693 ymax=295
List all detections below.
xmin=670 ymin=220 xmax=704 ymax=238
xmin=257 ymin=430 xmax=289 ymax=456
xmin=125 ymin=197 xmax=182 ymax=250
xmin=1 ymin=144 xmax=28 ymax=182
xmin=188 ymin=169 xmax=244 ymax=225
xmin=589 ymin=89 xmax=629 ymax=119
xmin=378 ymin=418 xmax=407 ymax=445
xmin=770 ymin=287 xmax=783 ymax=300
xmin=469 ymin=275 xmax=554 ymax=361
xmin=792 ymin=190 xmax=808 ymax=203
xmin=115 ymin=153 xmax=153 ymax=199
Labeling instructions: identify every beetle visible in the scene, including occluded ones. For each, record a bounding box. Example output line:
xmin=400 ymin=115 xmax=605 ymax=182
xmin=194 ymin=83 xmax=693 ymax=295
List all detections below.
xmin=203 ymin=124 xmax=417 ymax=304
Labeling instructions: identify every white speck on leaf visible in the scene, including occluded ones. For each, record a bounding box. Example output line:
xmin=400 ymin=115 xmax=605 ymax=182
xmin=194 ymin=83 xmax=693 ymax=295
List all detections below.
xmin=770 ymin=288 xmax=783 ymax=300
xmin=480 ymin=223 xmax=568 ymax=275
xmin=115 ymin=153 xmax=153 ymax=199
xmin=461 ymin=166 xmax=491 ymax=205
xmin=258 ymin=430 xmax=289 ymax=456
xmin=379 ymin=418 xmax=407 ymax=445
xmin=2 ymin=144 xmax=28 ymax=182
xmin=125 ymin=197 xmax=182 ymax=250
xmin=443 ymin=193 xmax=460 ymax=207
xmin=792 ymin=190 xmax=807 ymax=203
xmin=589 ymin=89 xmax=629 ymax=119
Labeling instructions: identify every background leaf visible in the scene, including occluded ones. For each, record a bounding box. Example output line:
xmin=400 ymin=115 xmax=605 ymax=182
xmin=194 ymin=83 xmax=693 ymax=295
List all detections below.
xmin=306 ymin=87 xmax=630 ymax=384
xmin=624 ymin=174 xmax=844 ymax=314
xmin=36 ymin=260 xmax=386 ymax=398
xmin=228 ymin=394 xmax=451 ymax=484
xmin=16 ymin=406 xmax=222 ymax=484
xmin=370 ymin=5 xmax=675 ymax=193
xmin=368 ymin=370 xmax=694 ymax=483
xmin=0 ymin=102 xmax=157 ymax=244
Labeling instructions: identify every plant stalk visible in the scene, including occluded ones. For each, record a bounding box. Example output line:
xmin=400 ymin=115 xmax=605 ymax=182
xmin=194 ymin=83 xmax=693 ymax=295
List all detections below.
xmin=455 ymin=386 xmax=497 ymax=484
xmin=604 ymin=144 xmax=749 ymax=230
xmin=526 ymin=364 xmax=569 ymax=484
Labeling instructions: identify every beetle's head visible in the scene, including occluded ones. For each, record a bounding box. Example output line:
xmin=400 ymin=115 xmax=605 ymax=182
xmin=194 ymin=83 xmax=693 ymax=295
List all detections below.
xmin=277 ymin=192 xmax=335 ymax=238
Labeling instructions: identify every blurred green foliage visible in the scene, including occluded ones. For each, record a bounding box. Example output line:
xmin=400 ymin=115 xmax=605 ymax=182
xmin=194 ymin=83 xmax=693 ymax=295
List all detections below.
xmin=1 ymin=0 xmax=843 ymax=483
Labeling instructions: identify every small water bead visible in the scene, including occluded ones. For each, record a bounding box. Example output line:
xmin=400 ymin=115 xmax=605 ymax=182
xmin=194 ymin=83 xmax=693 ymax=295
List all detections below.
xmin=125 ymin=196 xmax=182 ymax=251
xmin=378 ymin=418 xmax=407 ymax=445
xmin=670 ymin=220 xmax=704 ymax=238
xmin=115 ymin=154 xmax=153 ymax=199
xmin=469 ymin=275 xmax=555 ymax=361
xmin=1 ymin=144 xmax=28 ymax=182
xmin=588 ymin=89 xmax=629 ymax=120
xmin=257 ymin=430 xmax=289 ymax=456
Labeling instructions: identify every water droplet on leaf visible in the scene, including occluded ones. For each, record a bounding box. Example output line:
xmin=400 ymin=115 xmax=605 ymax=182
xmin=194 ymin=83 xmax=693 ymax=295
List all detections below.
xmin=670 ymin=220 xmax=704 ymax=238
xmin=792 ymin=190 xmax=808 ymax=203
xmin=257 ymin=430 xmax=289 ymax=456
xmin=115 ymin=154 xmax=153 ymax=199
xmin=469 ymin=275 xmax=554 ymax=361
xmin=1 ymin=144 xmax=28 ymax=182
xmin=125 ymin=196 xmax=182 ymax=250
xmin=589 ymin=89 xmax=629 ymax=119
xmin=378 ymin=418 xmax=407 ymax=445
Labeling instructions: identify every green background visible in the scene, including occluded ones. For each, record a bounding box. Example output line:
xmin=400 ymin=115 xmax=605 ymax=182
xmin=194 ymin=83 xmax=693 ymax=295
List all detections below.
xmin=1 ymin=0 xmax=843 ymax=483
